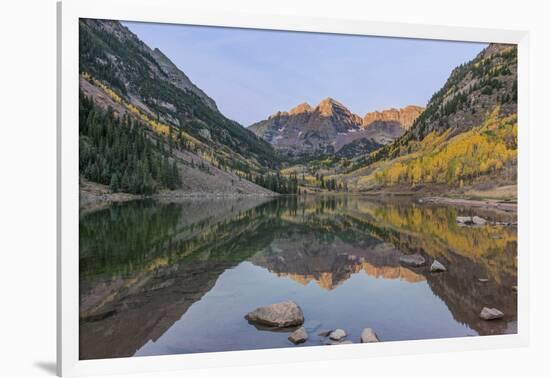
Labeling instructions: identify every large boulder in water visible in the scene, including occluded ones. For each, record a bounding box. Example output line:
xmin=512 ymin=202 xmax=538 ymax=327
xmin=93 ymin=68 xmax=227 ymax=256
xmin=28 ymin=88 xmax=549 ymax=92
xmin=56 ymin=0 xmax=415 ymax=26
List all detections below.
xmin=245 ymin=301 xmax=304 ymax=327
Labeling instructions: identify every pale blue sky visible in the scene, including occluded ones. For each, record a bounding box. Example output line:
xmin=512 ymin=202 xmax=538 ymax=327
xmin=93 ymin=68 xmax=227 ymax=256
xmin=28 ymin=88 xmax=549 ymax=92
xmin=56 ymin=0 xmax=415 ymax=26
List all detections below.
xmin=123 ymin=21 xmax=486 ymax=126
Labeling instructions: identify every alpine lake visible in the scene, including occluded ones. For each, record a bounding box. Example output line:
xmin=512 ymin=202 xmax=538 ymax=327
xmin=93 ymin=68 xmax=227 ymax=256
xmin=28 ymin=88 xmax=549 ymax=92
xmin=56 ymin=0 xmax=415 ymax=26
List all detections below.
xmin=79 ymin=195 xmax=517 ymax=359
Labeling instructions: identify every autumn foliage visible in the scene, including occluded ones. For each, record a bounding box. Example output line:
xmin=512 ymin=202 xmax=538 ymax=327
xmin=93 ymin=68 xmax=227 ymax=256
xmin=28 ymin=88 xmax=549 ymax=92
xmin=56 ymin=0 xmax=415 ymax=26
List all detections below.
xmin=373 ymin=108 xmax=517 ymax=186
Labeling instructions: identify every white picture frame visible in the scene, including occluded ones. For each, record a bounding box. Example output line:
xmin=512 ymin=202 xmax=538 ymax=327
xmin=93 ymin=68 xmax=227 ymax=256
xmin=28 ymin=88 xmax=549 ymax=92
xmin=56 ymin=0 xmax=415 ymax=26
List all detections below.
xmin=57 ymin=0 xmax=530 ymax=376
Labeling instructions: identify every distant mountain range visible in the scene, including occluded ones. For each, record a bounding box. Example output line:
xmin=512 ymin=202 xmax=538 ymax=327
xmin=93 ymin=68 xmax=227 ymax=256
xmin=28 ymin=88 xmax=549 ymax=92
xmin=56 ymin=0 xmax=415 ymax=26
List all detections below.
xmin=249 ymin=99 xmax=423 ymax=157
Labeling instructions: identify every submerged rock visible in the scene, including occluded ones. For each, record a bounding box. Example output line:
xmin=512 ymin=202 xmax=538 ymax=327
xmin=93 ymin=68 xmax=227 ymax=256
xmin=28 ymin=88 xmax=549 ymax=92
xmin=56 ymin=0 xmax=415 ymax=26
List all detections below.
xmin=245 ymin=301 xmax=304 ymax=327
xmin=360 ymin=328 xmax=380 ymax=343
xmin=329 ymin=329 xmax=347 ymax=341
xmin=288 ymin=327 xmax=308 ymax=344
xmin=479 ymin=307 xmax=504 ymax=320
xmin=304 ymin=319 xmax=322 ymax=332
xmin=430 ymin=260 xmax=447 ymax=272
xmin=318 ymin=330 xmax=333 ymax=337
xmin=399 ymin=254 xmax=426 ymax=267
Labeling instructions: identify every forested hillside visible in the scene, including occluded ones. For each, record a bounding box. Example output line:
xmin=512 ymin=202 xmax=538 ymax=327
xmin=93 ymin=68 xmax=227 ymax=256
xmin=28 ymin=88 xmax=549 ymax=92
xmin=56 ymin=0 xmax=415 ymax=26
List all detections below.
xmin=80 ymin=94 xmax=180 ymax=194
xmin=79 ymin=19 xmax=294 ymax=198
xmin=371 ymin=109 xmax=517 ymax=187
xmin=355 ymin=43 xmax=517 ymax=169
xmin=337 ymin=43 xmax=518 ymax=194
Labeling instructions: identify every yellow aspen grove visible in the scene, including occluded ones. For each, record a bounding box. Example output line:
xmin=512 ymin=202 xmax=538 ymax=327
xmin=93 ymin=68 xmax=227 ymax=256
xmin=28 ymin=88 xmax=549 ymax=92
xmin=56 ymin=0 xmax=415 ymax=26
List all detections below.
xmin=373 ymin=109 xmax=517 ymax=187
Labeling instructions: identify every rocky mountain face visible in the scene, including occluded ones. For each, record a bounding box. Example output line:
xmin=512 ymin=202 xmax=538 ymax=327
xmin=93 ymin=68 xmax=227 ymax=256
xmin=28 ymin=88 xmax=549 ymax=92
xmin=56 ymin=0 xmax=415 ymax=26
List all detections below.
xmin=149 ymin=47 xmax=218 ymax=111
xmin=249 ymin=98 xmax=423 ymax=157
xmin=362 ymin=105 xmax=424 ymax=145
xmin=363 ymin=105 xmax=424 ymax=130
xmin=80 ymin=19 xmax=279 ymax=167
xmin=80 ymin=19 xmax=218 ymax=112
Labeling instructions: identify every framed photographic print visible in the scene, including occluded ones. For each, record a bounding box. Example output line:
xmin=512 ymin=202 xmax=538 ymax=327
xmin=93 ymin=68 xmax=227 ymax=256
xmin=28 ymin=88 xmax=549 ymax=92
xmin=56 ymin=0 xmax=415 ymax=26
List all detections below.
xmin=57 ymin=0 xmax=529 ymax=376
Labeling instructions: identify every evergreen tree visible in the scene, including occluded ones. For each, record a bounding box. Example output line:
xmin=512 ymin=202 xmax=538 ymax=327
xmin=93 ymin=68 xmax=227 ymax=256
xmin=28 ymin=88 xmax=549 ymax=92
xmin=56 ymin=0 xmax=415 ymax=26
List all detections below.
xmin=109 ymin=173 xmax=120 ymax=192
xmin=79 ymin=92 xmax=182 ymax=194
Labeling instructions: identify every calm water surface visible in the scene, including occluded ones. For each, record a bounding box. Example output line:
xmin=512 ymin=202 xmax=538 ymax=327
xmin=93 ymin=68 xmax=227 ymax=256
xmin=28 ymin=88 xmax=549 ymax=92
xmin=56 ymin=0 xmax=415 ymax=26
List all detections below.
xmin=79 ymin=195 xmax=517 ymax=359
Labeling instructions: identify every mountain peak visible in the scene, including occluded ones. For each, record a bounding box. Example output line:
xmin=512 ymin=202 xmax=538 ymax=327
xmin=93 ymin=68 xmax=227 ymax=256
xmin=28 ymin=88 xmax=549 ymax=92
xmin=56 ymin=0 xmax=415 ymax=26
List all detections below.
xmin=319 ymin=97 xmax=337 ymax=104
xmin=317 ymin=97 xmax=346 ymax=116
xmin=318 ymin=97 xmax=340 ymax=107
xmin=288 ymin=102 xmax=313 ymax=115
xmin=481 ymin=43 xmax=516 ymax=60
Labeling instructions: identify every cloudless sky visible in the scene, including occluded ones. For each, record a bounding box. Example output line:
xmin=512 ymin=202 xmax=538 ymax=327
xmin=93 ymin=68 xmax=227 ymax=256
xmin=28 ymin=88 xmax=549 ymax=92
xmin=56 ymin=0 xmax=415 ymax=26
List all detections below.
xmin=123 ymin=21 xmax=486 ymax=126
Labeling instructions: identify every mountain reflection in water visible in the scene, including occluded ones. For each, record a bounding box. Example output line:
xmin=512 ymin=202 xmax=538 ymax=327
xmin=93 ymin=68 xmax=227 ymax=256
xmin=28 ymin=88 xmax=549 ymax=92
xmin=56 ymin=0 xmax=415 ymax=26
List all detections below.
xmin=79 ymin=195 xmax=517 ymax=359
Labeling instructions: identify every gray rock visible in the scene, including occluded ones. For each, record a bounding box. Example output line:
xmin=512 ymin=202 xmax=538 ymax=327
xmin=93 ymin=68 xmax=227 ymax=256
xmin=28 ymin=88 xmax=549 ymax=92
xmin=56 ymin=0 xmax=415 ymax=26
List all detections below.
xmin=457 ymin=216 xmax=487 ymax=225
xmin=329 ymin=329 xmax=347 ymax=341
xmin=198 ymin=128 xmax=211 ymax=140
xmin=472 ymin=216 xmax=487 ymax=225
xmin=148 ymin=278 xmax=176 ymax=291
xmin=456 ymin=216 xmax=472 ymax=224
xmin=399 ymin=254 xmax=426 ymax=267
xmin=479 ymin=307 xmax=504 ymax=320
xmin=360 ymin=328 xmax=380 ymax=343
xmin=318 ymin=330 xmax=333 ymax=337
xmin=430 ymin=260 xmax=447 ymax=272
xmin=288 ymin=327 xmax=308 ymax=344
xmin=245 ymin=301 xmax=304 ymax=327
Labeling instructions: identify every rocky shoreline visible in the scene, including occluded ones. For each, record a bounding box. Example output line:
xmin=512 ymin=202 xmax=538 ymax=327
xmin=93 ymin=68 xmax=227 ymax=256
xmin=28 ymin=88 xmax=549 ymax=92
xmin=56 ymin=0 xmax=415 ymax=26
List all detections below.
xmin=79 ymin=179 xmax=279 ymax=213
xmin=421 ymin=196 xmax=517 ymax=212
xmin=80 ymin=177 xmax=518 ymax=214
